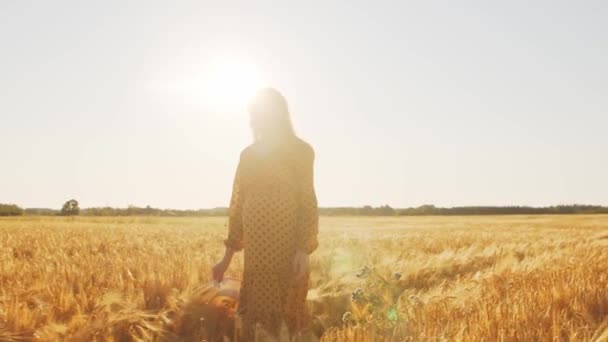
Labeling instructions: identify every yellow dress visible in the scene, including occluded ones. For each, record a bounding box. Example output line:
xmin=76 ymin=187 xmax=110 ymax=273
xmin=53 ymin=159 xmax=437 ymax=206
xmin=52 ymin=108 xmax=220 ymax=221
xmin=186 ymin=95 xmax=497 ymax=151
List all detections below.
xmin=223 ymin=137 xmax=319 ymax=339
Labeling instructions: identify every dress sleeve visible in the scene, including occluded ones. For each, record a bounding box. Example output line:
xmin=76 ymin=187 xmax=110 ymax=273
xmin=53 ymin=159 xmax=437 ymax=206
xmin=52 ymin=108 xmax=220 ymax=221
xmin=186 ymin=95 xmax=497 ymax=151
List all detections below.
xmin=296 ymin=147 xmax=319 ymax=254
xmin=224 ymin=156 xmax=245 ymax=251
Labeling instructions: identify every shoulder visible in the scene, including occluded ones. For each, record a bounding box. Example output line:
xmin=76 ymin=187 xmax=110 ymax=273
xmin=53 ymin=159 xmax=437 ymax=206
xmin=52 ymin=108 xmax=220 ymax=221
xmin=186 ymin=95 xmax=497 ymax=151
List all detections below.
xmin=294 ymin=137 xmax=314 ymax=156
xmin=238 ymin=144 xmax=257 ymax=162
xmin=293 ymin=137 xmax=315 ymax=162
xmin=238 ymin=142 xmax=274 ymax=161
xmin=239 ymin=138 xmax=314 ymax=160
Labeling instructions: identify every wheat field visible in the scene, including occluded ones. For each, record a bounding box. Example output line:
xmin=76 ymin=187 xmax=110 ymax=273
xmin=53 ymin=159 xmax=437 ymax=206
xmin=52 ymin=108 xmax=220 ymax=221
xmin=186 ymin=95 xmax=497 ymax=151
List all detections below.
xmin=1 ymin=215 xmax=608 ymax=341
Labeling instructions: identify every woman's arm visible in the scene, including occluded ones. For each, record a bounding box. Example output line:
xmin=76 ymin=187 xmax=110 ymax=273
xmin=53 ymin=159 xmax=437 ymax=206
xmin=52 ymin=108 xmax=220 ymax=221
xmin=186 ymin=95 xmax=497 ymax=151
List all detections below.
xmin=293 ymin=146 xmax=318 ymax=280
xmin=296 ymin=146 xmax=319 ymax=255
xmin=213 ymin=155 xmax=245 ymax=281
xmin=224 ymin=156 xmax=245 ymax=252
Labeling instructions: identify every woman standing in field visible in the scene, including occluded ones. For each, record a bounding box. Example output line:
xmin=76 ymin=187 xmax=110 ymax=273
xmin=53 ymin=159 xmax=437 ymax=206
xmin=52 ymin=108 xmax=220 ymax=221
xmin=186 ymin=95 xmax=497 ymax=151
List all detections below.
xmin=212 ymin=88 xmax=319 ymax=341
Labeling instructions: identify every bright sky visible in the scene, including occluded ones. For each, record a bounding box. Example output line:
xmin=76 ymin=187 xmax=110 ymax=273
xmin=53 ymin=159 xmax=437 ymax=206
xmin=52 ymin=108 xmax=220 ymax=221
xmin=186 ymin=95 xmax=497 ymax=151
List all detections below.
xmin=1 ymin=1 xmax=607 ymax=209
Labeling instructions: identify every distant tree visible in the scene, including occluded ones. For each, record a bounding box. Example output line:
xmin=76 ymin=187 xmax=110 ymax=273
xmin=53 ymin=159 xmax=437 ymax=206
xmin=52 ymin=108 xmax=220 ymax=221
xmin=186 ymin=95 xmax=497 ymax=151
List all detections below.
xmin=378 ymin=205 xmax=396 ymax=216
xmin=417 ymin=204 xmax=436 ymax=215
xmin=359 ymin=205 xmax=373 ymax=215
xmin=60 ymin=199 xmax=80 ymax=216
xmin=0 ymin=204 xmax=24 ymax=216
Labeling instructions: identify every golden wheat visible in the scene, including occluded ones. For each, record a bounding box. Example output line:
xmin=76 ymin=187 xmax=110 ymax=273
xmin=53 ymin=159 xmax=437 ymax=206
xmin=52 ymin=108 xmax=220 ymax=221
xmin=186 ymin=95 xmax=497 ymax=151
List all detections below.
xmin=1 ymin=215 xmax=608 ymax=341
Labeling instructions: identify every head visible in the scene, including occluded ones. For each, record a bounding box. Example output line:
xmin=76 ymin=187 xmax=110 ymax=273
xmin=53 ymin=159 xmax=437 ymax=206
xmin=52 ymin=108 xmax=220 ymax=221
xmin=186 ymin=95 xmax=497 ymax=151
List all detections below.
xmin=247 ymin=88 xmax=295 ymax=142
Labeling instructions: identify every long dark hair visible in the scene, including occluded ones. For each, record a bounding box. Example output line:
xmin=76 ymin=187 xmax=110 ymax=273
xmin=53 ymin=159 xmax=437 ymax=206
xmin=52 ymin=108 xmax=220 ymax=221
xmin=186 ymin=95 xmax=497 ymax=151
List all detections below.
xmin=247 ymin=88 xmax=296 ymax=143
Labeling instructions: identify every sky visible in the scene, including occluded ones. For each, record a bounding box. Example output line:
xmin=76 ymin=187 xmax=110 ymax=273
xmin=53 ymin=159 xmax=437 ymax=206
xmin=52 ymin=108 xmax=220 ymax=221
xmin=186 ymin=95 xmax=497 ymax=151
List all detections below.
xmin=1 ymin=1 xmax=607 ymax=209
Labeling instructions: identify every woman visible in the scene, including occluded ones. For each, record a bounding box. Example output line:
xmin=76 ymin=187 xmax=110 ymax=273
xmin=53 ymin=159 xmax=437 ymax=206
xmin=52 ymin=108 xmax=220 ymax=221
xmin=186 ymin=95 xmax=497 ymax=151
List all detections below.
xmin=212 ymin=88 xmax=319 ymax=341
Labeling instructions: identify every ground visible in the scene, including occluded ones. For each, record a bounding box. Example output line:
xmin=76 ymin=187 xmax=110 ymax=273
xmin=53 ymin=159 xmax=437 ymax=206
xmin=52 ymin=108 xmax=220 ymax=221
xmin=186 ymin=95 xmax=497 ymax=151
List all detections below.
xmin=1 ymin=215 xmax=608 ymax=341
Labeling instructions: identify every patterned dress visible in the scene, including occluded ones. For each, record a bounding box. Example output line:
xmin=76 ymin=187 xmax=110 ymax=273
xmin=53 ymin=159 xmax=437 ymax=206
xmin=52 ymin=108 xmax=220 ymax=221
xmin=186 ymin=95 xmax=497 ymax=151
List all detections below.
xmin=223 ymin=137 xmax=319 ymax=340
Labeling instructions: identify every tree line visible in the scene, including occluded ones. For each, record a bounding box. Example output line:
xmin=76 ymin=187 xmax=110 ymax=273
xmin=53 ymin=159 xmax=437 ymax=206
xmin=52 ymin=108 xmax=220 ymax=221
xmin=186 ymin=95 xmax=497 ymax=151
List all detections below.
xmin=0 ymin=204 xmax=24 ymax=216
xmin=319 ymin=204 xmax=608 ymax=216
xmin=2 ymin=202 xmax=608 ymax=217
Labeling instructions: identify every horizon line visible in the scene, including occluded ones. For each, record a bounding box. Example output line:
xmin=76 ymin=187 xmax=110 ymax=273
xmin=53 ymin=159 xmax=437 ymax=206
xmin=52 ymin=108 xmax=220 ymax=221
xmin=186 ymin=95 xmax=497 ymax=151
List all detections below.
xmin=11 ymin=203 xmax=608 ymax=211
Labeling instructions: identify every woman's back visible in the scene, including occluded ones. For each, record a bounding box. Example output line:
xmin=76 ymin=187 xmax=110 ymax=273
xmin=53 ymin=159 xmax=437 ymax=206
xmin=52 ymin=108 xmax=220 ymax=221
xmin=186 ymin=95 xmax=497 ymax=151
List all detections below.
xmin=239 ymin=137 xmax=314 ymax=200
xmin=237 ymin=137 xmax=315 ymax=268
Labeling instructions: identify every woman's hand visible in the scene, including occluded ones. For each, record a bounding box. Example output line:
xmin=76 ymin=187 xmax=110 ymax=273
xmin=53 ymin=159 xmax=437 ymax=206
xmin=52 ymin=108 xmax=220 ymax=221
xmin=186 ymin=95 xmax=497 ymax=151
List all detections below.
xmin=212 ymin=260 xmax=230 ymax=282
xmin=212 ymin=248 xmax=235 ymax=282
xmin=292 ymin=250 xmax=309 ymax=281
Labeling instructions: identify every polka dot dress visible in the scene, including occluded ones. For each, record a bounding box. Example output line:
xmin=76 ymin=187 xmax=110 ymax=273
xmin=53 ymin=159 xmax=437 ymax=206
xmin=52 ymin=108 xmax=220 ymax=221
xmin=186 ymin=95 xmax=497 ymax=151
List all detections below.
xmin=224 ymin=137 xmax=319 ymax=340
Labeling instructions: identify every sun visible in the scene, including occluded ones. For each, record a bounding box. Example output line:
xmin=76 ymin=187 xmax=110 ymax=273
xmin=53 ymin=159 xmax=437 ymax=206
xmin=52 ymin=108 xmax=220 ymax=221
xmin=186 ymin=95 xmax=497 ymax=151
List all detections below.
xmin=202 ymin=60 xmax=265 ymax=113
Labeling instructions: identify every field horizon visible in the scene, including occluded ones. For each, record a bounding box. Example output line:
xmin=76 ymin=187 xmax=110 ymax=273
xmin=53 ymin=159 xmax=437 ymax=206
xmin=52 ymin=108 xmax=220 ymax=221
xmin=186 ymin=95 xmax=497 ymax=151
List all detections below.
xmin=4 ymin=202 xmax=608 ymax=218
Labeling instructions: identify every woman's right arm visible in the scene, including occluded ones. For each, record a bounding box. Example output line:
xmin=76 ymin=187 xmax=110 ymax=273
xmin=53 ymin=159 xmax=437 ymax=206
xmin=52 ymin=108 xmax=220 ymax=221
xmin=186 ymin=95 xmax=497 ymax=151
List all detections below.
xmin=213 ymin=155 xmax=245 ymax=281
xmin=224 ymin=156 xmax=245 ymax=252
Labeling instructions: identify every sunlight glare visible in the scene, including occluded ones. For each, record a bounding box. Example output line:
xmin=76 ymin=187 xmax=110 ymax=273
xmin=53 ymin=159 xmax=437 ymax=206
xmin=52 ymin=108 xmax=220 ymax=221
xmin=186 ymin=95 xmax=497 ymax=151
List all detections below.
xmin=202 ymin=60 xmax=265 ymax=113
